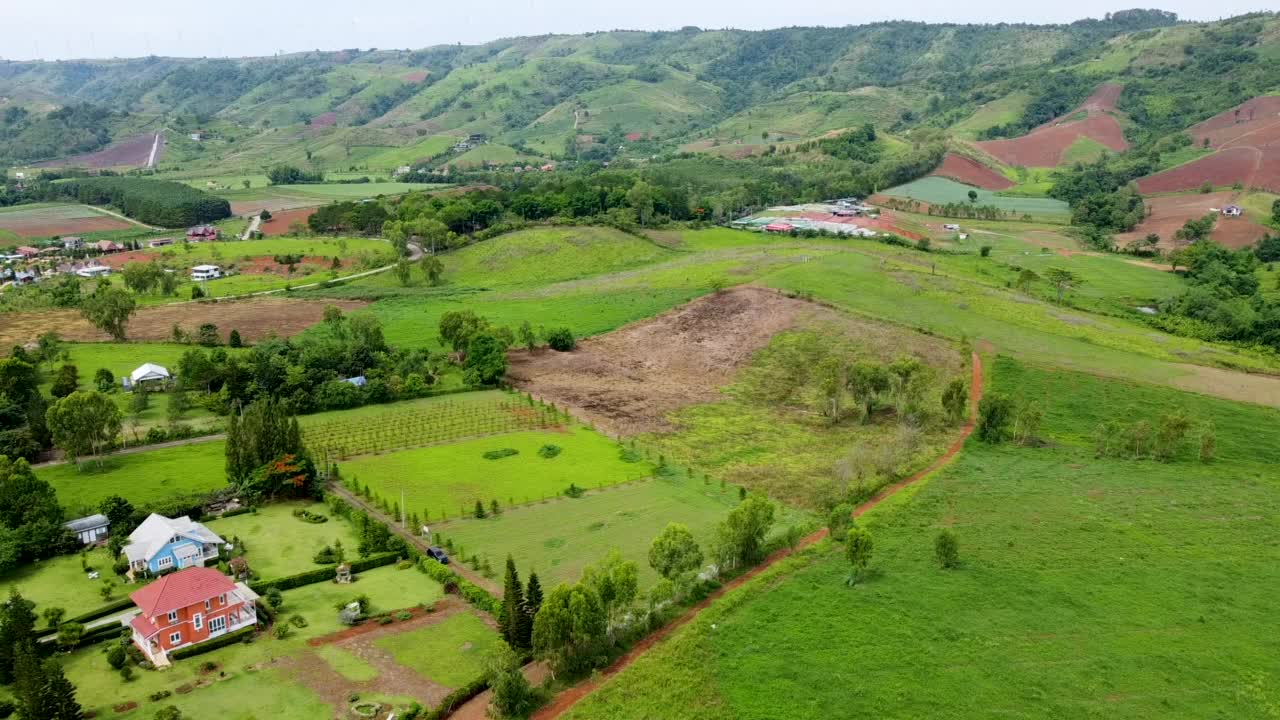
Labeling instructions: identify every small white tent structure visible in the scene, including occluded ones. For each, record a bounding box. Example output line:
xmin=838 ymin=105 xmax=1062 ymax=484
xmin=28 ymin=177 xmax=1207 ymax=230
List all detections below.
xmin=127 ymin=363 xmax=171 ymax=390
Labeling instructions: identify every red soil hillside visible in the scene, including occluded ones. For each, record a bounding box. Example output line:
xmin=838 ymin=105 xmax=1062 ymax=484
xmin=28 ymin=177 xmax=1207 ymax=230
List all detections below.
xmin=929 ymin=153 xmax=1013 ymax=190
xmin=1114 ymin=191 xmax=1270 ymax=251
xmin=973 ymin=84 xmax=1128 ymax=167
xmin=32 ymin=133 xmax=160 ymax=169
xmin=1136 ymin=96 xmax=1280 ymax=194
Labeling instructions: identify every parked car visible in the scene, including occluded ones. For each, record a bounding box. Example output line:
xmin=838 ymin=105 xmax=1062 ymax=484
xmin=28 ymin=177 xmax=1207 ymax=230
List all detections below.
xmin=426 ymin=546 xmax=450 ymax=564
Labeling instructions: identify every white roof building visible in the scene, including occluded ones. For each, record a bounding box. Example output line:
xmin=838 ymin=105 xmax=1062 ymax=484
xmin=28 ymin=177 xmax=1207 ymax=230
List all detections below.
xmin=130 ymin=363 xmax=171 ymax=384
xmin=122 ymin=514 xmax=225 ymax=565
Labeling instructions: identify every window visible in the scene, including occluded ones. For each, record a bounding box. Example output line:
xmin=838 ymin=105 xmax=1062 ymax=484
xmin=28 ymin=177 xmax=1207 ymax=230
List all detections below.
xmin=167 ymin=610 xmax=178 ymax=624
xmin=220 ymin=594 xmax=227 ymax=606
xmin=208 ymin=616 xmax=226 ymax=634
xmin=193 ymin=613 xmax=202 ymax=631
xmin=205 ymin=599 xmax=211 ymax=611
xmin=156 ymin=555 xmax=173 ymax=569
xmin=169 ymin=632 xmax=182 ymax=645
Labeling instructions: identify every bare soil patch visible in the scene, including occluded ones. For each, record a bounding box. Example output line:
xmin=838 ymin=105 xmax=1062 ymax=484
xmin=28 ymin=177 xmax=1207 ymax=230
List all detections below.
xmin=1137 ymin=96 xmax=1280 ymax=193
xmin=0 ymin=215 xmax=130 ymax=238
xmin=976 ymin=113 xmax=1127 ymax=167
xmin=929 ymin=153 xmax=1014 ymax=190
xmin=1115 ymin=191 xmax=1269 ymax=250
xmin=261 ymin=208 xmax=317 ymax=235
xmin=33 ymin=133 xmax=159 ymax=169
xmin=509 ymin=286 xmax=952 ymax=436
xmin=0 ymin=297 xmax=367 ymax=347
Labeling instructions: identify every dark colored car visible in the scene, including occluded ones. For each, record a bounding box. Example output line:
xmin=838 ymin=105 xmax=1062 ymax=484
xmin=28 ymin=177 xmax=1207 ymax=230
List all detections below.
xmin=427 ymin=546 xmax=450 ymax=564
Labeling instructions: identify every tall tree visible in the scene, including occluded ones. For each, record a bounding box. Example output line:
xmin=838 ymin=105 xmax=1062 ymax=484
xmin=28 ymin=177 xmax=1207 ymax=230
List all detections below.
xmin=626 ymin=180 xmax=656 ymax=227
xmin=225 ymin=397 xmax=304 ymax=481
xmin=519 ymin=573 xmax=542 ymax=649
xmin=15 ymin=641 xmax=83 ymax=720
xmin=846 ymin=526 xmax=874 ymax=585
xmin=499 ymin=556 xmax=526 ymax=648
xmin=711 ymin=494 xmax=776 ymax=571
xmin=531 ymin=582 xmax=607 ymax=676
xmin=648 ymin=523 xmax=703 ymax=581
xmin=45 ymin=391 xmax=122 ymax=465
xmin=1043 ymin=267 xmax=1082 ymax=304
xmin=581 ymin=550 xmax=639 ymax=628
xmin=79 ymin=286 xmax=136 ymax=341
xmin=0 ymin=590 xmax=37 ymax=684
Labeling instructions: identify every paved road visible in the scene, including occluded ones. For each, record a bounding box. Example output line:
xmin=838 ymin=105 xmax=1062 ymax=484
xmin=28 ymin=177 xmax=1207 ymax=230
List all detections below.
xmin=146 ymin=133 xmax=162 ymax=168
xmin=326 ymin=482 xmax=500 ymax=597
xmin=241 ymin=214 xmax=262 ymax=240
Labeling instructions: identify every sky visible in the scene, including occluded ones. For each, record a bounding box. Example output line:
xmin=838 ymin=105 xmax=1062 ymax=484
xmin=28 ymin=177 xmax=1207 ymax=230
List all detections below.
xmin=0 ymin=0 xmax=1271 ymax=61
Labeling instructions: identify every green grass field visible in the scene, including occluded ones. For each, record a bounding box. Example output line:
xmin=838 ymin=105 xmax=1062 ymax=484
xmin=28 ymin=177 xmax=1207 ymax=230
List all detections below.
xmin=1062 ymin=135 xmax=1111 ymax=164
xmin=440 ymin=227 xmax=672 ymax=287
xmin=40 ymin=440 xmax=228 ymax=513
xmin=883 ymin=177 xmax=1071 ymax=218
xmin=373 ymin=611 xmax=502 ymax=688
xmin=436 ymin=473 xmax=805 ymax=589
xmin=562 ymin=358 xmax=1280 ymax=719
xmin=951 ymin=93 xmax=1030 ymax=140
xmin=0 ymin=546 xmax=122 ymax=620
xmin=340 ymin=426 xmax=653 ymax=521
xmin=206 ymin=502 xmax=361 ymax=581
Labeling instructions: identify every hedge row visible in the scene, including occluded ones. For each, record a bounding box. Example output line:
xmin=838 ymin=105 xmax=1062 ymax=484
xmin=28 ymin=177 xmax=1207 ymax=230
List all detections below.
xmin=169 ymin=626 xmax=255 ymax=660
xmin=34 ymin=597 xmax=136 ymax=639
xmin=421 ymin=676 xmax=488 ymax=720
xmin=417 ymin=558 xmax=501 ymax=615
xmin=248 ymin=552 xmax=399 ymax=593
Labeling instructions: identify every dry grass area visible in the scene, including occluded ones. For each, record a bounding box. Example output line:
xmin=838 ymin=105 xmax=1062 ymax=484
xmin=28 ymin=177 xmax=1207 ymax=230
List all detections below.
xmin=0 ymin=297 xmax=367 ymax=346
xmin=508 ymin=286 xmax=959 ymax=436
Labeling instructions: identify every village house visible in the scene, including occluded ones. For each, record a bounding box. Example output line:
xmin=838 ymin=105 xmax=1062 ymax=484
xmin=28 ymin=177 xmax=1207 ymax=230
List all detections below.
xmin=121 ymin=513 xmax=224 ymax=575
xmin=76 ymin=265 xmax=112 ymax=279
xmin=95 ymin=240 xmax=124 ymax=253
xmin=64 ymin=513 xmax=110 ymax=545
xmin=127 ymin=566 xmax=258 ymax=665
xmin=149 ymin=238 xmax=174 ymax=248
xmin=62 ymin=237 xmax=84 ymax=250
xmin=1222 ymin=205 xmax=1243 ymax=217
xmin=187 ymin=225 xmax=219 ymax=241
xmin=191 ymin=264 xmax=222 ymax=281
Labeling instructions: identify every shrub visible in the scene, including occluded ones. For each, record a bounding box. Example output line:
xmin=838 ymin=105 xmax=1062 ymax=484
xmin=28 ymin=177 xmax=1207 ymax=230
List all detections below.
xmin=154 ymin=705 xmax=182 ymax=720
xmin=564 ymin=483 xmax=585 ymax=498
xmin=147 ymin=691 xmax=172 ymax=702
xmin=273 ymin=623 xmax=291 ymax=639
xmin=395 ymin=610 xmax=412 ymax=621
xmin=935 ymin=530 xmax=960 ymax=569
xmin=0 ymin=701 xmax=14 ymax=719
xmin=313 ymin=545 xmax=336 ymax=564
xmin=119 ymin=665 xmax=135 ymax=682
xmin=288 ymin=614 xmax=308 ymax=628
xmin=546 ymin=327 xmax=576 ymax=351
xmin=482 ymin=448 xmax=519 ymax=460
xmin=827 ymin=503 xmax=854 ymax=542
xmin=106 ymin=644 xmax=127 ymax=670
xmin=537 ymin=444 xmax=562 ymax=459
xmin=979 ymin=245 xmax=992 ymax=257
xmin=976 ymin=393 xmax=1013 ymax=443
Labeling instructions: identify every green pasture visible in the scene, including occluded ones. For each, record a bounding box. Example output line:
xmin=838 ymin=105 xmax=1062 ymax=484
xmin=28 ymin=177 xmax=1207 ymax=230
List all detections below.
xmin=440 ymin=226 xmax=671 ymax=287
xmin=39 ymin=440 xmax=227 ymax=511
xmin=950 ymin=93 xmax=1030 ymax=140
xmin=206 ymin=502 xmax=361 ymax=581
xmin=0 ymin=546 xmax=122 ymax=620
xmin=436 ymin=473 xmax=799 ymax=589
xmin=1062 ymin=135 xmax=1112 ymax=164
xmin=373 ymin=611 xmax=501 ymax=688
xmin=131 ymin=236 xmax=391 ymax=265
xmin=882 ymin=176 xmax=1070 ymax=218
xmin=340 ymin=426 xmax=653 ymax=521
xmin=564 ymin=359 xmax=1280 ymax=720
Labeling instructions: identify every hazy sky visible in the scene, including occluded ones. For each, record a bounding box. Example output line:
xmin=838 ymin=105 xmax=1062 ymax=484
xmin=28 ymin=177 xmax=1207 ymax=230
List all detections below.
xmin=0 ymin=0 xmax=1270 ymax=61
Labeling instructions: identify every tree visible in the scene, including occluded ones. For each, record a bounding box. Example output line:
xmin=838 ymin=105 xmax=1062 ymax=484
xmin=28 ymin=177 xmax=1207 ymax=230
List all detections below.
xmin=419 ymin=255 xmax=443 ymax=285
xmin=42 ymin=606 xmax=66 ymax=628
xmin=1012 ymin=401 xmax=1043 ymax=445
xmin=711 ymin=495 xmax=776 ymax=570
xmin=518 ymin=572 xmax=540 ymax=649
xmin=582 ymin=550 xmax=639 ymax=627
xmin=846 ymin=526 xmax=873 ymax=584
xmin=120 ymin=262 xmax=162 ymax=295
xmin=941 ymin=377 xmax=968 ymax=424
xmin=531 ymin=582 xmax=607 ymax=676
xmin=46 ymin=391 xmax=122 ymax=465
xmin=935 ymin=529 xmax=960 ymax=569
xmin=486 ymin=644 xmax=537 ymax=718
xmin=93 ymin=368 xmax=115 ymax=392
xmin=438 ymin=310 xmax=490 ymax=352
xmin=129 ymin=386 xmax=150 ymax=418
xmin=394 ymin=258 xmax=413 ymax=286
xmin=0 ymin=590 xmax=37 ymax=683
xmin=0 ymin=457 xmax=68 ymax=572
xmin=56 ymin=621 xmax=85 ymax=651
xmin=975 ymin=393 xmax=1013 ymax=443
xmin=967 ymin=189 xmax=979 ymax=203
xmin=224 ymin=397 xmax=304 ymax=482
xmin=1043 ymin=267 xmax=1081 ymax=303
xmin=474 ymin=499 xmax=487 ymax=519
xmin=98 ymin=495 xmax=134 ymax=531
xmin=166 ymin=391 xmax=189 ymax=427
xmin=15 ymin=641 xmax=84 ymax=720
xmin=827 ymin=504 xmax=854 ymax=542
xmin=36 ymin=332 xmax=63 ymax=373
xmin=517 ymin=321 xmax=538 ymax=352
xmin=1272 ymin=198 xmax=1280 ymax=224
xmin=648 ymin=523 xmax=703 ymax=581
xmin=463 ymin=334 xmax=508 ymax=386
xmin=626 ymin=180 xmax=656 ymax=226
xmin=195 ymin=323 xmax=220 ymax=347
xmin=50 ymin=365 xmax=80 ymax=399
xmin=80 ymin=287 xmax=137 ymax=340
xmin=499 ymin=556 xmax=526 ymax=648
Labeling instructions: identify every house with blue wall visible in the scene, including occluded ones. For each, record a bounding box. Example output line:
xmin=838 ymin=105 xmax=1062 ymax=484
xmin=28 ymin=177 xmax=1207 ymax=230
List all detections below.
xmin=122 ymin=514 xmax=226 ymax=576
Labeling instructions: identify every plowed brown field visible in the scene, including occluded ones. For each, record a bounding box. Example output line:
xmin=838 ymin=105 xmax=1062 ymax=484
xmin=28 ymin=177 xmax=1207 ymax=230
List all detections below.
xmin=973 ymin=84 xmax=1128 ymax=167
xmin=260 ymin=208 xmax=317 ymax=235
xmin=1115 ymin=191 xmax=1270 ymax=251
xmin=1135 ymin=147 xmax=1266 ymax=194
xmin=1136 ymin=95 xmax=1280 ymax=193
xmin=32 ymin=133 xmax=160 ymax=169
xmin=929 ymin=153 xmax=1013 ymax=190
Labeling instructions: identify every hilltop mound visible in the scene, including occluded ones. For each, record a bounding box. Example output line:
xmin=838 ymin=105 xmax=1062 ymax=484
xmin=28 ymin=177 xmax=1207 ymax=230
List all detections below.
xmin=973 ymin=84 xmax=1128 ymax=167
xmin=1136 ymin=96 xmax=1280 ymax=193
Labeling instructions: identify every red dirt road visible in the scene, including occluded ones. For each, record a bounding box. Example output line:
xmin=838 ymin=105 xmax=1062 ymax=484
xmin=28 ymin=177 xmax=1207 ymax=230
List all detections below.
xmin=929 ymin=153 xmax=1014 ymax=190
xmin=528 ymin=352 xmax=986 ymax=720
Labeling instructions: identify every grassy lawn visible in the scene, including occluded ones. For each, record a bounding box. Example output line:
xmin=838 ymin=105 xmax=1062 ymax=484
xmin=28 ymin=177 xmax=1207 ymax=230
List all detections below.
xmin=882 ymin=176 xmax=1071 ymax=219
xmin=206 ymin=502 xmax=361 ymax=582
xmin=440 ymin=227 xmax=671 ymax=287
xmin=563 ymin=358 xmax=1280 ymax=719
xmin=437 ymin=473 xmax=808 ymax=589
xmin=55 ymin=563 xmax=442 ymax=719
xmin=40 ymin=440 xmax=228 ymax=512
xmin=0 ymin=546 xmax=122 ymax=620
xmin=316 ymin=644 xmax=380 ymax=682
xmin=373 ymin=611 xmax=501 ymax=688
xmin=341 ymin=426 xmax=653 ymax=521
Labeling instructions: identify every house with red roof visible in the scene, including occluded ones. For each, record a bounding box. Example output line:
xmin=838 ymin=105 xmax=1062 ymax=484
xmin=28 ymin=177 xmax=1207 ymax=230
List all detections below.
xmin=128 ymin=566 xmax=258 ymax=665
xmin=15 ymin=246 xmax=39 ymax=258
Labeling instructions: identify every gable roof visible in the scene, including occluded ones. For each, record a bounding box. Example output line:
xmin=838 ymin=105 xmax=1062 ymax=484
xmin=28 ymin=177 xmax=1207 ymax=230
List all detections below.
xmin=123 ymin=513 xmax=223 ymax=563
xmin=65 ymin=513 xmax=110 ymax=532
xmin=130 ymin=363 xmax=171 ymax=383
xmin=130 ymin=567 xmax=236 ymax=617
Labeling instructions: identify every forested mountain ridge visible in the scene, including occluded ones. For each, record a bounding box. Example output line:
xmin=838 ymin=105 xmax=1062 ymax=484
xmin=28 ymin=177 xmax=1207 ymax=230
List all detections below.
xmin=0 ymin=9 xmax=1276 ymax=170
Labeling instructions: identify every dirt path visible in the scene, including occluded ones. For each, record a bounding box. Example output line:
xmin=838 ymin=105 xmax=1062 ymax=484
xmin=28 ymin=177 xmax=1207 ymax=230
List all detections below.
xmin=509 ymin=352 xmax=986 ymax=720
xmin=241 ymin=214 xmax=261 ymax=240
xmin=326 ymin=483 xmax=501 ymax=597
